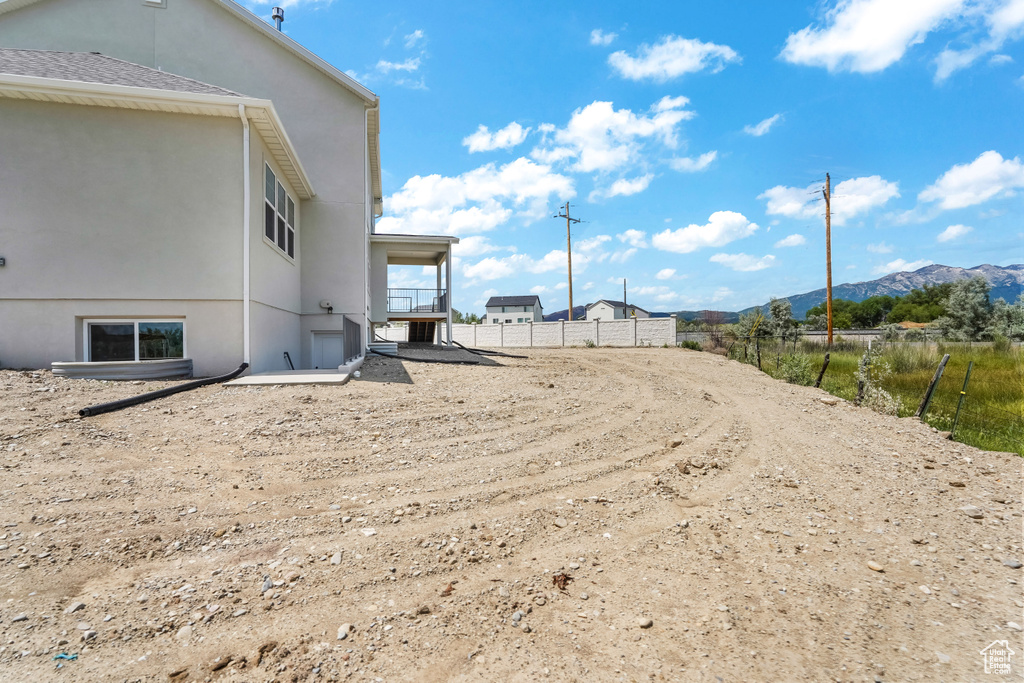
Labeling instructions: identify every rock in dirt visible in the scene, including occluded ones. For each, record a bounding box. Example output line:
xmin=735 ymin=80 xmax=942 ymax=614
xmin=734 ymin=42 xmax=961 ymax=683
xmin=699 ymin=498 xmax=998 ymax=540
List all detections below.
xmin=337 ymin=623 xmax=354 ymax=640
xmin=553 ymin=517 xmax=568 ymax=528
xmin=638 ymin=617 xmax=653 ymax=629
xmin=961 ymin=506 xmax=984 ymax=519
xmin=1003 ymin=558 xmax=1022 ymax=569
xmin=64 ymin=602 xmax=85 ymax=615
xmin=867 ymin=561 xmax=884 ymax=572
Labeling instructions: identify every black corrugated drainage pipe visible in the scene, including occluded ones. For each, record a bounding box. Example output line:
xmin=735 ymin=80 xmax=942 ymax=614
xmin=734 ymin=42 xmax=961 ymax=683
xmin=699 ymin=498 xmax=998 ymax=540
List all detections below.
xmin=78 ymin=363 xmax=249 ymax=417
xmin=452 ymin=340 xmax=529 ymax=359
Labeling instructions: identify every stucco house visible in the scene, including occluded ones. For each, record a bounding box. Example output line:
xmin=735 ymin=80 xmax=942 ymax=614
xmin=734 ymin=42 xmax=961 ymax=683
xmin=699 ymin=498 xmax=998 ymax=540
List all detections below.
xmin=585 ymin=299 xmax=650 ymax=321
xmin=0 ymin=0 xmax=456 ymax=378
xmin=484 ymin=295 xmax=544 ymax=324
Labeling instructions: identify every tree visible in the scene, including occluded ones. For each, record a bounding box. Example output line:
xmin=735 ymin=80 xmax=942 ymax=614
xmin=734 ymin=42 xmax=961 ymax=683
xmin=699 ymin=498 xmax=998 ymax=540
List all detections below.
xmin=932 ymin=277 xmax=991 ymax=341
xmin=451 ymin=309 xmax=481 ymax=324
xmin=987 ymin=294 xmax=1024 ymax=341
xmin=765 ymin=298 xmax=798 ymax=341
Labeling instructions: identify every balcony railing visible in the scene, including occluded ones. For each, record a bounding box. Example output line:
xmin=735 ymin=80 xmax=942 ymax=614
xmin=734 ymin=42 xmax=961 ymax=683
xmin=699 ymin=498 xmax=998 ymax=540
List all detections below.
xmin=387 ymin=288 xmax=448 ymax=314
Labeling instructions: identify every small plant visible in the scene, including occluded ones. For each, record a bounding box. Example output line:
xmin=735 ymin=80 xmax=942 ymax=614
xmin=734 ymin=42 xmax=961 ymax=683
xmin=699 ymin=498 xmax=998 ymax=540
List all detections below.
xmin=679 ymin=340 xmax=701 ymax=351
xmin=881 ymin=323 xmax=903 ymax=342
xmin=583 ymin=339 xmax=596 ymax=348
xmin=855 ymin=349 xmax=901 ymax=416
xmin=904 ymin=328 xmax=925 ymax=342
xmin=778 ymin=354 xmax=815 ymax=385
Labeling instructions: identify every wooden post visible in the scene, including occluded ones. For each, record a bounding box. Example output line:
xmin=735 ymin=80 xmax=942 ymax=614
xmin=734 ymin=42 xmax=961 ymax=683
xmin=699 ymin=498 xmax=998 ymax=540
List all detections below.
xmin=755 ymin=336 xmax=762 ymax=370
xmin=950 ymin=361 xmax=973 ymax=438
xmin=814 ymin=352 xmax=830 ymax=388
xmin=855 ymin=353 xmax=867 ymax=405
xmin=916 ymin=353 xmax=950 ymax=418
xmin=823 ymin=173 xmax=833 ymax=346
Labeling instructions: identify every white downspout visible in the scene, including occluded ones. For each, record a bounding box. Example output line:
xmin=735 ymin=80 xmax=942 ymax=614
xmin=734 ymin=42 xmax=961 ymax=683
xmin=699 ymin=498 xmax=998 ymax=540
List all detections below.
xmin=364 ymin=100 xmax=379 ymax=352
xmin=239 ymin=104 xmax=251 ymax=366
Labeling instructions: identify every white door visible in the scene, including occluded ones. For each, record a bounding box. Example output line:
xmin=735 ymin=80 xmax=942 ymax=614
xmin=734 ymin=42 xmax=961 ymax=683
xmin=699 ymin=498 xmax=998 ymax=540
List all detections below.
xmin=312 ymin=333 xmax=344 ymax=369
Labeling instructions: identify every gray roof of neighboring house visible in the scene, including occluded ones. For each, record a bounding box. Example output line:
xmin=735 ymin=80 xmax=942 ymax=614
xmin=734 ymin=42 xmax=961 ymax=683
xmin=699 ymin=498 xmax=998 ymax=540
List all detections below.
xmin=587 ymin=299 xmax=650 ymax=313
xmin=485 ymin=295 xmax=542 ymax=308
xmin=0 ymin=48 xmax=243 ymax=97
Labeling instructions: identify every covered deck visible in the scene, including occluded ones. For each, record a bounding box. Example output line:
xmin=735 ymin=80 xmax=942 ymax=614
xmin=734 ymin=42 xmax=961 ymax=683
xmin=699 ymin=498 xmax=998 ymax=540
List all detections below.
xmin=369 ymin=233 xmax=459 ymax=345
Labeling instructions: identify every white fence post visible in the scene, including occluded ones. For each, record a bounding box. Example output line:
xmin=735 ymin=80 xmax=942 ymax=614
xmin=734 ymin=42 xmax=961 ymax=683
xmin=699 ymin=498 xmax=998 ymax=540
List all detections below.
xmin=632 ymin=317 xmax=637 ymax=346
xmin=528 ymin=321 xmax=533 ymax=347
xmin=670 ymin=315 xmax=677 ymax=347
xmin=595 ymin=320 xmax=601 ymax=347
xmin=559 ymin=320 xmax=564 ymax=346
xmin=499 ymin=323 xmax=504 ymax=347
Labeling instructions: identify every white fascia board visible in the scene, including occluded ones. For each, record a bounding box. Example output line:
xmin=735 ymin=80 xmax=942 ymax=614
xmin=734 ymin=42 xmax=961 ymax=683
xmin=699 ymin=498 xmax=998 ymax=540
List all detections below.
xmin=369 ymin=234 xmax=460 ymax=245
xmin=0 ymin=73 xmax=314 ymax=199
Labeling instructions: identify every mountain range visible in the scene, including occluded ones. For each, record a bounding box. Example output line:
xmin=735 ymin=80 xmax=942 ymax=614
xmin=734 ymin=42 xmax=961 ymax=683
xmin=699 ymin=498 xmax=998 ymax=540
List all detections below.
xmin=542 ymin=264 xmax=1023 ymax=323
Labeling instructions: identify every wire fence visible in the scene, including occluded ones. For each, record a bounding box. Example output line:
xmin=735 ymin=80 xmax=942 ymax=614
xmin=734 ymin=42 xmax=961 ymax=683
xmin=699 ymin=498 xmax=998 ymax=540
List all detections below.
xmin=711 ymin=334 xmax=1023 ymax=455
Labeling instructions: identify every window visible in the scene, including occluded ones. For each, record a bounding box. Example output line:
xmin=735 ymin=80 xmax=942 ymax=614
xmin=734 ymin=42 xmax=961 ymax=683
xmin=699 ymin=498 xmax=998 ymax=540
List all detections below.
xmin=264 ymin=164 xmax=296 ymax=259
xmin=86 ymin=320 xmax=184 ymax=362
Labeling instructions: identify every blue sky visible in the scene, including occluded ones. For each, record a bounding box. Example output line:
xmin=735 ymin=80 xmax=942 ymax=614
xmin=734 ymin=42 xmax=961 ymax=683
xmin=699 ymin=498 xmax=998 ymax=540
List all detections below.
xmin=248 ymin=0 xmax=1024 ymax=314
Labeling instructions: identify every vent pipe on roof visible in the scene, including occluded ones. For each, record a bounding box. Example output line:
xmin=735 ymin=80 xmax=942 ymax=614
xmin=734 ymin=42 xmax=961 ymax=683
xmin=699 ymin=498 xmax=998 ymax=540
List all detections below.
xmin=272 ymin=6 xmax=284 ymax=30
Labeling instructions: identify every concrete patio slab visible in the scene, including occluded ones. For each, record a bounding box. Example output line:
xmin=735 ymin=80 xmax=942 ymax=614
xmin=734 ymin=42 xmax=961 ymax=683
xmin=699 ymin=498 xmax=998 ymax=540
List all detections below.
xmin=225 ymin=370 xmax=351 ymax=386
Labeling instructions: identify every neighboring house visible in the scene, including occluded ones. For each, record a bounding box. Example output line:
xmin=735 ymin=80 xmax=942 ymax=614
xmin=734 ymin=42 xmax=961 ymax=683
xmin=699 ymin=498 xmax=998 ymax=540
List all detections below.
xmin=585 ymin=300 xmax=651 ymax=321
xmin=0 ymin=0 xmax=456 ymax=377
xmin=484 ymin=296 xmax=543 ymax=324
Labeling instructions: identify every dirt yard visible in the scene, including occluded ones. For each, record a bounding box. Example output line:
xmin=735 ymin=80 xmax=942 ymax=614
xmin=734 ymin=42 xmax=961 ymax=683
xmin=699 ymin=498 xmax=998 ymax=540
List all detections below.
xmin=0 ymin=348 xmax=1020 ymax=682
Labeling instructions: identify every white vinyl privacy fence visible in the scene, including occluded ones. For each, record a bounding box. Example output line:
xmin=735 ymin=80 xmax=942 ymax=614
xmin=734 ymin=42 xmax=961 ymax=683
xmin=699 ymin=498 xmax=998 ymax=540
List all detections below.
xmin=451 ymin=317 xmax=676 ymax=348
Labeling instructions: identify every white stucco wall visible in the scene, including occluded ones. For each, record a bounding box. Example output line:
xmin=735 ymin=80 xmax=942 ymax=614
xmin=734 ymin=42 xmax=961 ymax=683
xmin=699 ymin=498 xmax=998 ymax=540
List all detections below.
xmin=0 ymin=300 xmax=242 ymax=376
xmin=598 ymin=320 xmax=633 ymax=346
xmin=0 ymin=0 xmax=374 ymax=349
xmin=563 ymin=321 xmax=599 ymax=346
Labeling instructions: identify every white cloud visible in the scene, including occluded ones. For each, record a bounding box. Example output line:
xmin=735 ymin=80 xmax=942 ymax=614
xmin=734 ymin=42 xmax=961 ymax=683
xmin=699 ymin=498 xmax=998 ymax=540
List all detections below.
xmin=711 ymin=287 xmax=733 ymax=302
xmin=919 ymin=150 xmax=1024 ymax=209
xmin=873 ymin=258 xmax=933 ymax=275
xmin=462 ymin=249 xmax=591 ymax=281
xmin=590 ymin=29 xmax=618 ymax=46
xmin=867 ymin=241 xmax=895 ymax=253
xmin=576 ymin=235 xmax=612 ymax=252
xmin=608 ymin=35 xmax=740 ymax=81
xmin=529 ymin=285 xmax=548 ymax=295
xmin=532 ymin=97 xmax=694 ymax=174
xmin=590 ymin=174 xmax=654 ymax=201
xmin=989 ymin=53 xmax=1014 ymax=65
xmin=404 ymin=29 xmax=425 ymax=49
xmin=743 ymin=114 xmax=782 ymax=137
xmin=556 ymin=282 xmax=570 ymax=290
xmin=937 ymin=223 xmax=973 ymax=241
xmin=376 ymin=57 xmax=421 ymax=73
xmin=463 ymin=122 xmax=531 ymax=153
xmin=780 ymin=0 xmax=966 ymax=73
xmin=655 ymin=268 xmax=676 ymax=280
xmin=609 ymin=248 xmax=637 ymax=263
xmin=935 ymin=0 xmax=1024 ymax=80
xmin=652 ymin=211 xmax=758 ymax=254
xmin=453 ymin=235 xmax=508 ymax=258
xmin=709 ymin=253 xmax=776 ymax=272
xmin=581 ymin=282 xmax=593 ymax=291
xmin=377 ymin=157 xmax=575 ymax=236
xmin=774 ymin=233 xmax=806 ymax=248
xmin=669 ymin=150 xmax=717 ymax=172
xmin=617 ymin=229 xmax=649 ymax=248
xmin=474 ymin=288 xmax=500 ymax=308
xmin=759 ymin=175 xmax=899 ymax=226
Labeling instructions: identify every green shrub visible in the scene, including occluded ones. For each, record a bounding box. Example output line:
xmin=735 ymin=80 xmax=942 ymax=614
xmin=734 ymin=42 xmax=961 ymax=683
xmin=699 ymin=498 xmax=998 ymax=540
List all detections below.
xmin=583 ymin=339 xmax=596 ymax=348
xmin=778 ymin=354 xmax=815 ymax=385
xmin=678 ymin=340 xmax=701 ymax=351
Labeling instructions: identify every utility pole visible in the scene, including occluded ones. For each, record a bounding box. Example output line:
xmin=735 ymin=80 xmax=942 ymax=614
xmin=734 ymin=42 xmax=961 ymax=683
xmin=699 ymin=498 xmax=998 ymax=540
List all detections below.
xmin=554 ymin=203 xmax=580 ymax=321
xmin=823 ymin=173 xmax=833 ymax=346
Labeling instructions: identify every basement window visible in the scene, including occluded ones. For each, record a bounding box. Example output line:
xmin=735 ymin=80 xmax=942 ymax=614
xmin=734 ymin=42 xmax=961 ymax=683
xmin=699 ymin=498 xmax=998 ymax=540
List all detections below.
xmin=85 ymin=320 xmax=185 ymax=362
xmin=264 ymin=163 xmax=296 ymax=260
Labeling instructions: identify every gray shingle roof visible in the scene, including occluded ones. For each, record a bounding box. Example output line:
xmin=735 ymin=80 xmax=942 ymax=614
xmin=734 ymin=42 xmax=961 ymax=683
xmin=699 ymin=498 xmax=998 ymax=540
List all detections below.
xmin=485 ymin=295 xmax=542 ymax=308
xmin=0 ymin=48 xmax=242 ymax=97
xmin=587 ymin=299 xmax=649 ymax=312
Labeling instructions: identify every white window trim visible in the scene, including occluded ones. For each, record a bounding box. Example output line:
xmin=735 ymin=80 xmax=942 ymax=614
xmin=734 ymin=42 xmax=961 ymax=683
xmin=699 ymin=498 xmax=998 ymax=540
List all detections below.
xmin=263 ymin=162 xmax=298 ymax=264
xmin=83 ymin=319 xmax=187 ymax=362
